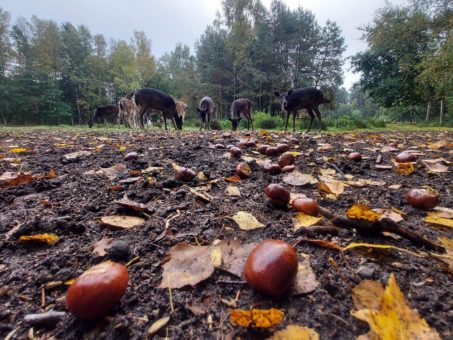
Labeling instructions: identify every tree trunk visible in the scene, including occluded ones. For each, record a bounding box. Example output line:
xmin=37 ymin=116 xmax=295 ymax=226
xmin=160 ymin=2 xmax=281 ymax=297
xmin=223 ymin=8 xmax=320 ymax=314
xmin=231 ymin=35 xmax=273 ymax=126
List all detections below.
xmin=425 ymin=101 xmax=431 ymax=121
xmin=439 ymin=99 xmax=445 ymax=126
xmin=75 ymin=84 xmax=82 ymax=125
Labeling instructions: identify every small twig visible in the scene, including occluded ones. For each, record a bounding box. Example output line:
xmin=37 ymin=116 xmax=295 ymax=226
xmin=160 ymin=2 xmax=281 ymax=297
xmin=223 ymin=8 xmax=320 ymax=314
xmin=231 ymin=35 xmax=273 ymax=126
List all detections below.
xmin=125 ymin=256 xmax=140 ymax=268
xmin=155 ymin=210 xmax=182 ymax=241
xmin=326 ymin=162 xmax=346 ymax=179
xmin=216 ymin=279 xmax=245 ymax=285
xmin=319 ymin=312 xmax=352 ymax=329
xmin=167 ymin=277 xmax=175 ymax=314
xmin=24 ymin=310 xmax=66 ymax=327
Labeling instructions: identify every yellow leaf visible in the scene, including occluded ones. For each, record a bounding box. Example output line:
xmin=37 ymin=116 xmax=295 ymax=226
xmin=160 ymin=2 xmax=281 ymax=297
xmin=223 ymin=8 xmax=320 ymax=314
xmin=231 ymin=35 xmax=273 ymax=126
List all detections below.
xmin=197 ymin=171 xmax=208 ymax=181
xmin=9 ymin=147 xmax=28 ymax=153
xmin=230 ymin=308 xmax=284 ymax=328
xmin=317 ymin=179 xmax=345 ymax=196
xmin=270 ymin=324 xmax=319 ymax=340
xmin=424 ymin=212 xmax=453 ymax=228
xmin=225 ymin=185 xmax=241 ymax=196
xmin=118 ymin=146 xmax=126 ymax=152
xmin=352 ymin=273 xmax=441 ymax=339
xmin=394 ymin=162 xmax=415 ymax=175
xmin=427 ymin=140 xmax=448 ymax=150
xmin=209 ymin=245 xmax=222 ymax=268
xmin=19 ymin=233 xmax=59 ymax=245
xmin=230 ymin=211 xmax=265 ymax=230
xmin=352 ymin=279 xmax=385 ymax=311
xmin=347 ymin=204 xmax=382 ymax=222
xmin=437 ymin=237 xmax=453 ymax=272
xmin=343 ymin=242 xmax=423 ymax=257
xmin=293 ymin=213 xmax=323 ymax=231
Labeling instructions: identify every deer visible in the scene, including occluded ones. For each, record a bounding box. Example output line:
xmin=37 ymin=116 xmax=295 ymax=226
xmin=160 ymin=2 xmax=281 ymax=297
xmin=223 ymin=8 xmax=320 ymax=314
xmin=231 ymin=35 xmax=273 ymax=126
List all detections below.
xmin=196 ymin=97 xmax=215 ymax=130
xmin=274 ymin=87 xmax=330 ymax=133
xmin=228 ymin=98 xmax=254 ymax=131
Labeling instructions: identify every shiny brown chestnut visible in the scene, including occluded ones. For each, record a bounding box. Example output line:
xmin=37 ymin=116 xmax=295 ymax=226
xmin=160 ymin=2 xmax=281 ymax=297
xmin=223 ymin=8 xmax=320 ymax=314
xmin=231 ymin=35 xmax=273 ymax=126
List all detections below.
xmin=292 ymin=197 xmax=319 ymax=216
xmin=175 ymin=167 xmax=196 ymax=181
xmin=257 ymin=145 xmax=270 ymax=154
xmin=395 ymin=151 xmax=416 ymax=163
xmin=406 ymin=189 xmax=440 ymax=210
xmin=263 ymin=163 xmax=282 ymax=175
xmin=347 ymin=152 xmax=362 ymax=162
xmin=276 ymin=143 xmax=289 ymax=153
xmin=245 ymin=140 xmax=256 ymax=147
xmin=124 ymin=152 xmax=138 ymax=161
xmin=265 ymin=147 xmax=280 ymax=156
xmin=236 ymin=162 xmax=251 ymax=178
xmin=244 ymin=240 xmax=298 ymax=296
xmin=282 ymin=165 xmax=295 ymax=173
xmin=278 ymin=152 xmax=295 ymax=168
xmin=229 ymin=147 xmax=242 ymax=158
xmin=214 ymin=144 xmax=225 ymax=149
xmin=66 ymin=261 xmax=129 ymax=320
xmin=265 ymin=183 xmax=290 ymax=206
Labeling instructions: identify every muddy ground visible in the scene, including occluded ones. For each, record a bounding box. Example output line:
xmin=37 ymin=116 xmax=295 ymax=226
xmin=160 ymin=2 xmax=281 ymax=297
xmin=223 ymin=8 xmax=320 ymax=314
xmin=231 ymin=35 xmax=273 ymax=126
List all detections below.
xmin=0 ymin=128 xmax=452 ymax=339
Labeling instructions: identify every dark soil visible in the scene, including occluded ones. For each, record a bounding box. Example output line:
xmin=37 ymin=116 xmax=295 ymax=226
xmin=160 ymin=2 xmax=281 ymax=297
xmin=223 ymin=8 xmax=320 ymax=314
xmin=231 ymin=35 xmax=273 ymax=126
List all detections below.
xmin=0 ymin=129 xmax=452 ymax=339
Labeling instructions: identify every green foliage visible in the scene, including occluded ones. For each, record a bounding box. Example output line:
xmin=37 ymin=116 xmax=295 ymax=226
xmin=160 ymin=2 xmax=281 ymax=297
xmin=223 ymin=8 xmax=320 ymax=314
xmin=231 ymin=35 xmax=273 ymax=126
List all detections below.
xmin=254 ymin=111 xmax=283 ymax=129
xmin=209 ymin=120 xmax=223 ymax=130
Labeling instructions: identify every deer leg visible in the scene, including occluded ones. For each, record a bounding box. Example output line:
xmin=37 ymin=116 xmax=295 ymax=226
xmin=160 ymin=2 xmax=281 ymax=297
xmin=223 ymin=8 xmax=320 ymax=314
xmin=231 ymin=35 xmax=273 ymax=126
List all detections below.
xmin=284 ymin=111 xmax=290 ymax=132
xmin=251 ymin=118 xmax=254 ymax=131
xmin=292 ymin=111 xmax=296 ymax=132
xmin=314 ymin=107 xmax=322 ymax=132
xmin=306 ymin=108 xmax=315 ymax=133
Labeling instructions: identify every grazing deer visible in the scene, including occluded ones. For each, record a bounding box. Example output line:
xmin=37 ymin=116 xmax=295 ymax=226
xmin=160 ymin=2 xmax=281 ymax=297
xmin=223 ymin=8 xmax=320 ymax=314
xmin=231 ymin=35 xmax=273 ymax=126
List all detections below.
xmin=118 ymin=93 xmax=137 ymax=128
xmin=196 ymin=97 xmax=215 ymax=130
xmin=275 ymin=87 xmax=330 ymax=132
xmin=88 ymin=105 xmax=119 ymax=128
xmin=228 ymin=98 xmax=254 ymax=131
xmin=133 ymin=88 xmax=183 ymax=130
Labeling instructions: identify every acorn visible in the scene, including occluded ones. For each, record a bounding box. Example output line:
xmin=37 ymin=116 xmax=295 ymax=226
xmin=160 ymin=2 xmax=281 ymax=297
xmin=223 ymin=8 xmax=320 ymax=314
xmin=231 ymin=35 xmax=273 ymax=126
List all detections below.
xmin=265 ymin=184 xmax=290 ymax=206
xmin=276 ymin=143 xmax=289 ymax=153
xmin=236 ymin=162 xmax=251 ymax=178
xmin=406 ymin=189 xmax=440 ymax=210
xmin=66 ymin=261 xmax=128 ymax=320
xmin=278 ymin=152 xmax=295 ymax=168
xmin=229 ymin=147 xmax=242 ymax=158
xmin=257 ymin=145 xmax=270 ymax=155
xmin=263 ymin=163 xmax=282 ymax=175
xmin=244 ymin=240 xmax=298 ymax=296
xmin=347 ymin=152 xmax=362 ymax=162
xmin=265 ymin=147 xmax=280 ymax=156
xmin=175 ymin=167 xmax=196 ymax=181
xmin=292 ymin=198 xmax=319 ymax=216
xmin=396 ymin=151 xmax=416 ymax=163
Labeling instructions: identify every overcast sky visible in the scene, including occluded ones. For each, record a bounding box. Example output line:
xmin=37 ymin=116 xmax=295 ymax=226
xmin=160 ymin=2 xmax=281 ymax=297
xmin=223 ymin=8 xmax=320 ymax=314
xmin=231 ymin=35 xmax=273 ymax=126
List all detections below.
xmin=1 ymin=0 xmax=408 ymax=89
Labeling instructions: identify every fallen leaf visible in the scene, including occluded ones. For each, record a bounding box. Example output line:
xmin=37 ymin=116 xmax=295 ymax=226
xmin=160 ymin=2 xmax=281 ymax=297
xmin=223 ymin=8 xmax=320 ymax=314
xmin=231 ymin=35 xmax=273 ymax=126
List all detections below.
xmin=0 ymin=172 xmax=34 ymax=188
xmin=427 ymin=140 xmax=448 ymax=150
xmin=100 ymin=215 xmax=145 ymax=229
xmin=293 ymin=213 xmax=323 ymax=231
xmin=158 ymin=243 xmax=214 ymax=289
xmin=63 ymin=150 xmax=92 ymax=161
xmin=209 ymin=245 xmax=222 ymax=268
xmin=352 ymin=279 xmax=385 ymax=311
xmin=230 ymin=308 xmax=284 ymax=328
xmin=270 ymin=324 xmax=319 ymax=340
xmin=352 ymin=273 xmax=440 ymax=339
xmin=19 ymin=233 xmax=59 ymax=245
xmin=431 ymin=207 xmax=453 ymax=219
xmin=437 ymin=237 xmax=453 ymax=272
xmin=230 ymin=212 xmax=265 ymax=230
xmin=347 ymin=204 xmax=382 ymax=222
xmin=394 ymin=162 xmax=415 ymax=175
xmin=388 ymin=184 xmax=402 ymax=189
xmin=375 ymin=164 xmax=393 ymax=170
xmin=197 ymin=171 xmax=208 ymax=181
xmin=147 ymin=316 xmax=170 ymax=336
xmin=424 ymin=212 xmax=453 ymax=228
xmin=422 ymin=159 xmax=448 ymax=173
xmin=189 ymin=187 xmax=213 ymax=202
xmin=226 ymin=185 xmax=241 ymax=196
xmin=217 ymin=240 xmax=257 ymax=277
xmin=317 ymin=178 xmax=345 ymax=196
xmin=302 ymin=239 xmax=342 ymax=251
xmin=92 ymin=237 xmax=114 ymax=256
xmin=343 ymin=243 xmax=423 ymax=257
xmin=290 ymin=254 xmax=319 ymax=295
xmin=283 ymin=171 xmax=318 ymax=186
xmin=9 ymin=147 xmax=29 ymax=153
xmin=374 ymin=208 xmax=404 ymax=222
xmin=114 ymin=197 xmax=150 ymax=212
xmin=224 ymin=175 xmax=241 ymax=183
xmin=85 ymin=164 xmax=128 ymax=180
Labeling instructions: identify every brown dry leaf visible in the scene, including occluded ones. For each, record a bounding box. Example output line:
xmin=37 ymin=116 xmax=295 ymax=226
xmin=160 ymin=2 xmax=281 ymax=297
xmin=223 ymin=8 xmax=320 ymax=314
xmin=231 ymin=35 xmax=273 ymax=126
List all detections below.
xmin=114 ymin=197 xmax=150 ymax=212
xmin=352 ymin=279 xmax=385 ymax=310
xmin=378 ymin=209 xmax=404 ymax=223
xmin=293 ymin=213 xmax=323 ymax=231
xmin=270 ymin=324 xmax=319 ymax=340
xmin=303 ymin=239 xmax=342 ymax=251
xmin=230 ymin=211 xmax=265 ymax=230
xmin=347 ymin=204 xmax=382 ymax=222
xmin=0 ymin=172 xmax=34 ymax=188
xmin=394 ymin=162 xmax=415 ymax=175
xmin=142 ymin=166 xmax=164 ymax=173
xmin=147 ymin=316 xmax=170 ymax=336
xmin=92 ymin=237 xmax=114 ymax=256
xmin=388 ymin=184 xmax=402 ymax=190
xmin=319 ymin=168 xmax=336 ymax=176
xmin=230 ymin=308 xmax=284 ymax=328
xmin=85 ymin=163 xmax=128 ymax=180
xmin=343 ymin=243 xmax=422 ymax=257
xmin=317 ymin=143 xmax=333 ymax=150
xmin=19 ymin=233 xmax=59 ymax=245
xmin=283 ymin=171 xmax=318 ymax=186
xmin=375 ymin=164 xmax=393 ymax=171
xmin=291 ymin=254 xmax=319 ymax=295
xmin=346 ymin=179 xmax=386 ymax=187
xmin=224 ymin=175 xmax=241 ymax=183
xmin=197 ymin=171 xmax=208 ymax=181
xmin=158 ymin=243 xmax=214 ymax=289
xmin=289 ymin=192 xmax=307 ymax=204
xmin=317 ymin=178 xmax=345 ymax=196
xmin=225 ymin=185 xmax=241 ymax=196
xmin=100 ymin=215 xmax=145 ymax=229
xmin=63 ymin=150 xmax=92 ymax=161
xmin=217 ymin=240 xmax=257 ymax=277
xmin=437 ymin=237 xmax=453 ymax=272
xmin=424 ymin=212 xmax=453 ymax=228
xmin=422 ymin=159 xmax=449 ymax=173
xmin=352 ymin=273 xmax=440 ymax=339
xmin=188 ymin=187 xmax=213 ymax=202
xmin=431 ymin=207 xmax=453 ymax=219
xmin=427 ymin=140 xmax=448 ymax=150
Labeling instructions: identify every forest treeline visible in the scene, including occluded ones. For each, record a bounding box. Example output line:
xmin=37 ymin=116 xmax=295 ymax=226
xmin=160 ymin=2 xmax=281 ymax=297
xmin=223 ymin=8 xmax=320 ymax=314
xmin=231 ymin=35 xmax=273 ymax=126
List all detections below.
xmin=0 ymin=0 xmax=451 ymax=126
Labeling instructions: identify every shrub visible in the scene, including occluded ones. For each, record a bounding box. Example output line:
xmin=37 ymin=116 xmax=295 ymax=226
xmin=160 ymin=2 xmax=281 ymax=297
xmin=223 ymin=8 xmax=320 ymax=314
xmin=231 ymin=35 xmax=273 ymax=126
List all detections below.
xmin=254 ymin=111 xmax=284 ymax=130
xmin=210 ymin=120 xmax=223 ymax=130
xmin=368 ymin=117 xmax=387 ymax=128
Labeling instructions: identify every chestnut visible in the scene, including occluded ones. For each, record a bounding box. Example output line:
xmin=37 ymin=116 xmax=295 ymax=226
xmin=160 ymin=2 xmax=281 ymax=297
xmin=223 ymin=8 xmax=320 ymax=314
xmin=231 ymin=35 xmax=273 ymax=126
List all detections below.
xmin=229 ymin=147 xmax=242 ymax=158
xmin=282 ymin=165 xmax=295 ymax=173
xmin=406 ymin=189 xmax=440 ymax=210
xmin=237 ymin=142 xmax=247 ymax=149
xmin=265 ymin=183 xmax=290 ymax=206
xmin=290 ymin=138 xmax=299 ymax=145
xmin=66 ymin=261 xmax=128 ymax=320
xmin=278 ymin=152 xmax=295 ymax=168
xmin=236 ymin=162 xmax=251 ymax=178
xmin=257 ymin=145 xmax=269 ymax=155
xmin=276 ymin=143 xmax=289 ymax=153
xmin=347 ymin=152 xmax=362 ymax=162
xmin=292 ymin=197 xmax=318 ymax=216
xmin=244 ymin=240 xmax=298 ymax=296
xmin=214 ymin=144 xmax=225 ymax=149
xmin=245 ymin=140 xmax=256 ymax=147
xmin=175 ymin=167 xmax=196 ymax=181
xmin=124 ymin=152 xmax=138 ymax=161
xmin=265 ymin=147 xmax=280 ymax=156
xmin=395 ymin=151 xmax=416 ymax=163
xmin=263 ymin=163 xmax=282 ymax=175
